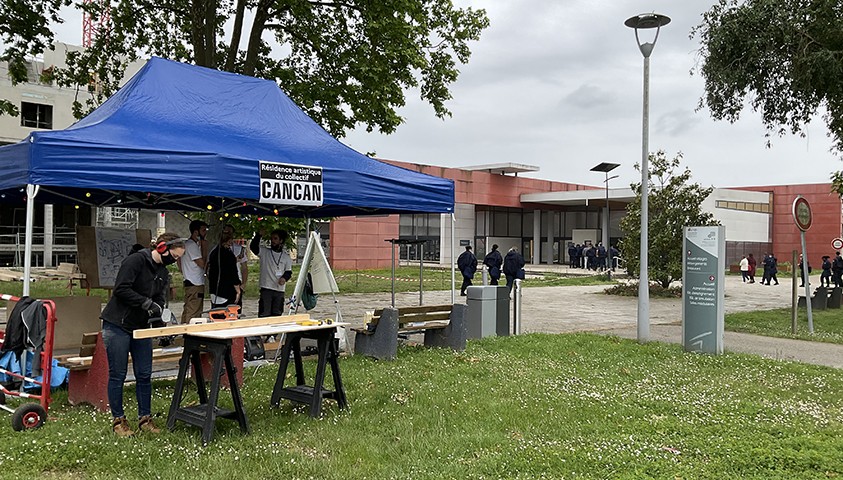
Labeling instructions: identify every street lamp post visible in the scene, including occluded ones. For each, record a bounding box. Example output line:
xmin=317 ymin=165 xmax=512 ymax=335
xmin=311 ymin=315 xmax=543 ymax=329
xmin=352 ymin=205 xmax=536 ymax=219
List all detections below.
xmin=625 ymin=12 xmax=670 ymax=343
xmin=591 ymin=162 xmax=620 ymax=277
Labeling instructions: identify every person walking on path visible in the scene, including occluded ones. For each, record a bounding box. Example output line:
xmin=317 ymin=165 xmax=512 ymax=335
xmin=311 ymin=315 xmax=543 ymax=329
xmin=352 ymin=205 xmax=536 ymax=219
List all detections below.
xmin=179 ymin=220 xmax=208 ymax=323
xmin=821 ymin=255 xmax=832 ymax=288
xmin=101 ymin=233 xmax=184 ymax=437
xmin=747 ymin=253 xmax=757 ymax=283
xmin=250 ymin=229 xmax=293 ymax=317
xmin=798 ymin=254 xmax=811 ymax=288
xmin=833 ymin=251 xmax=843 ymax=288
xmin=770 ymin=255 xmax=780 ymax=285
xmin=739 ymin=255 xmax=749 ymax=283
xmin=483 ymin=244 xmax=503 ymax=286
xmin=503 ymin=246 xmax=525 ymax=292
xmin=457 ymin=245 xmax=477 ymax=296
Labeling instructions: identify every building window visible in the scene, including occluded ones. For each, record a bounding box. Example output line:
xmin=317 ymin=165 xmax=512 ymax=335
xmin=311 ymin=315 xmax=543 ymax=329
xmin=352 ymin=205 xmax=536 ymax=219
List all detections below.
xmin=715 ymin=200 xmax=771 ymax=213
xmin=20 ymin=102 xmax=53 ymax=129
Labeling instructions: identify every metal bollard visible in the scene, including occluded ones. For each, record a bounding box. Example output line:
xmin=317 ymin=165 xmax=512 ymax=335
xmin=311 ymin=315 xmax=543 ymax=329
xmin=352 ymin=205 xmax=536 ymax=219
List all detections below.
xmin=513 ymin=279 xmax=522 ymax=335
xmin=482 ymin=266 xmax=488 ymax=285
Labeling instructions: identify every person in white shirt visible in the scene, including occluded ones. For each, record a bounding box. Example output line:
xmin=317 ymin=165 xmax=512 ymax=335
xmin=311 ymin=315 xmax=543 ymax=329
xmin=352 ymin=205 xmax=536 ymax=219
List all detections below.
xmin=179 ymin=220 xmax=208 ymax=323
xmin=739 ymin=255 xmax=749 ymax=283
xmin=249 ymin=229 xmax=293 ymax=317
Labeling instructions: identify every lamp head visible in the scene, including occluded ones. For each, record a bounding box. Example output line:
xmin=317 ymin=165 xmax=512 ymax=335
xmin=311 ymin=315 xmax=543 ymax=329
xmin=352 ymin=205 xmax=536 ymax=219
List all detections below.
xmin=625 ymin=13 xmax=671 ymax=58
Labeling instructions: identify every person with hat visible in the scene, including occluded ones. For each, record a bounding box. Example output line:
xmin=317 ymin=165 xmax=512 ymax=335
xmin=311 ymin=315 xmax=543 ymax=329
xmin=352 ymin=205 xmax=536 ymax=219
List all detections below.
xmin=457 ymin=245 xmax=477 ymax=296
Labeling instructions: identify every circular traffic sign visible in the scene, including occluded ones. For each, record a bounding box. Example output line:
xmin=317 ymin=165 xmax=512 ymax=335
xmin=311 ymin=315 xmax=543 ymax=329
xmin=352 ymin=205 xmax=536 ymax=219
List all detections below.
xmin=833 ymin=238 xmax=843 ymax=250
xmin=792 ymin=196 xmax=812 ymax=231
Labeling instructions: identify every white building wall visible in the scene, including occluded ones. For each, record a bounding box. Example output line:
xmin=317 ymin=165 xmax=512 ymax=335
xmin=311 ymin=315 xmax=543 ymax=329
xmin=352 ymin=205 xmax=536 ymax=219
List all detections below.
xmin=0 ymin=43 xmax=147 ymax=144
xmin=702 ymin=188 xmax=771 ymax=243
xmin=439 ymin=203 xmax=475 ymax=264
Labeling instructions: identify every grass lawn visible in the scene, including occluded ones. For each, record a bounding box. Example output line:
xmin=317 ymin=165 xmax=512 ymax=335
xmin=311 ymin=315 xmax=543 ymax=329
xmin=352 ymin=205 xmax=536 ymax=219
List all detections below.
xmin=726 ymin=307 xmax=843 ymax=345
xmin=0 ymin=333 xmax=841 ymax=479
xmin=0 ymin=264 xmax=613 ymax=305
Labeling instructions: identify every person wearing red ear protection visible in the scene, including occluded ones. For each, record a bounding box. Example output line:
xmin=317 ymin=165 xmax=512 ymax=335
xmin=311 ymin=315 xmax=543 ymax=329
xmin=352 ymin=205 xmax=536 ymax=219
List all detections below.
xmin=100 ymin=232 xmax=185 ymax=437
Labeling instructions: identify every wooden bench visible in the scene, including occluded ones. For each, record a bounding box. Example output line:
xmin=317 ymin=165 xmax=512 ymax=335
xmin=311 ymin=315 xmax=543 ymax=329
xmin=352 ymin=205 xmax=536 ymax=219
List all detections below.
xmin=59 ymin=331 xmax=244 ymax=412
xmin=353 ymin=304 xmax=467 ymax=361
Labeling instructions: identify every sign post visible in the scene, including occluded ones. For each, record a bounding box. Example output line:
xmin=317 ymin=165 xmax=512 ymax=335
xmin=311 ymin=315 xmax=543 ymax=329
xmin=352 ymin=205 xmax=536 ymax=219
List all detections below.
xmin=793 ymin=196 xmax=813 ymax=333
xmin=682 ymin=226 xmax=725 ymax=354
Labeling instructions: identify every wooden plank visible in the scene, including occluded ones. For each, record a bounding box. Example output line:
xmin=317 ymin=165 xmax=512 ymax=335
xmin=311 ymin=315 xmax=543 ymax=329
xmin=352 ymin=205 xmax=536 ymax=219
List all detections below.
xmin=398 ymin=312 xmax=452 ymax=324
xmin=398 ymin=320 xmax=450 ymax=332
xmin=132 ymin=314 xmax=311 ymax=339
xmin=395 ymin=304 xmax=453 ymax=315
xmin=79 ymin=345 xmax=95 ymax=357
xmin=62 ymin=347 xmax=185 ymax=369
xmin=81 ymin=332 xmax=99 ymax=345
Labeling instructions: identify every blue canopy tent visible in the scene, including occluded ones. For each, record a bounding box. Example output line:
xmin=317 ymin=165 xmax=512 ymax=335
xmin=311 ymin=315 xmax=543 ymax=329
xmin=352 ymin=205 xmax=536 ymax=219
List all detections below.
xmin=0 ymin=57 xmax=456 ymax=294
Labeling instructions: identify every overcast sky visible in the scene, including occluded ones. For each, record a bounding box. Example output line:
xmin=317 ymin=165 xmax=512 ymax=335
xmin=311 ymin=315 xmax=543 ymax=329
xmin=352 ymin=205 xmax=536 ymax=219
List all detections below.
xmin=345 ymin=0 xmax=841 ymax=190
xmin=51 ymin=1 xmax=840 ymax=190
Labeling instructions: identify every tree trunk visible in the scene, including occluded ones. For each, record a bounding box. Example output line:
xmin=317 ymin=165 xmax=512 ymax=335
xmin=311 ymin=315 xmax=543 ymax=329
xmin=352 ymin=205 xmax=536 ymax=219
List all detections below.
xmin=225 ymin=0 xmax=247 ymax=71
xmin=243 ymin=0 xmax=273 ymax=76
xmin=203 ymin=0 xmax=216 ymax=67
xmin=190 ymin=0 xmax=206 ymax=66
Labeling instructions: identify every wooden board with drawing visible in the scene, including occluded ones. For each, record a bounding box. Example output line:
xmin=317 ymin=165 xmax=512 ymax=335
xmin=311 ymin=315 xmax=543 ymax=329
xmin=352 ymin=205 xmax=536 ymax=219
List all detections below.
xmin=76 ymin=226 xmax=152 ymax=289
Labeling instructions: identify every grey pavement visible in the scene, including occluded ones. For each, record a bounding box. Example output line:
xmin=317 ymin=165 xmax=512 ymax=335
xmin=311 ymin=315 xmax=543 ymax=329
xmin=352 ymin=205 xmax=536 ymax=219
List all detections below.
xmin=173 ymin=272 xmax=843 ymax=369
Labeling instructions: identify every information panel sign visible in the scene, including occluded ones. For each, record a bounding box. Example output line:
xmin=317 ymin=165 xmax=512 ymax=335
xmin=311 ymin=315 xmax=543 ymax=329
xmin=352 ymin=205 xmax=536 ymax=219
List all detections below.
xmin=682 ymin=226 xmax=725 ymax=354
xmin=259 ymin=161 xmax=323 ymax=207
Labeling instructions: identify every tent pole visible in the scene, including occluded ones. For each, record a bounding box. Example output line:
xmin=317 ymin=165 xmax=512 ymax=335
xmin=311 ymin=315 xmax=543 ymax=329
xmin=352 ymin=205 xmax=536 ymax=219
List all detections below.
xmin=23 ymin=184 xmax=39 ymax=296
xmin=451 ymin=213 xmax=455 ymax=304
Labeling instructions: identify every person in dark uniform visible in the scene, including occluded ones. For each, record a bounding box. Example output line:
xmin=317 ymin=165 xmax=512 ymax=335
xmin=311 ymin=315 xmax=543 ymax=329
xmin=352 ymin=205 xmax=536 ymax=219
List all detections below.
xmin=567 ymin=243 xmax=577 ymax=268
xmin=457 ymin=245 xmax=477 ymax=296
xmin=483 ymin=244 xmax=503 ymax=285
xmin=503 ymin=246 xmax=526 ymax=292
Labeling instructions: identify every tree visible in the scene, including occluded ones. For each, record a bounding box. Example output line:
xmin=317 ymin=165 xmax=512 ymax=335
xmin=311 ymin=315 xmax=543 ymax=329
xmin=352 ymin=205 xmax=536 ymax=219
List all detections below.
xmin=1 ymin=0 xmax=489 ymax=137
xmin=0 ymin=0 xmax=71 ymax=116
xmin=619 ymin=151 xmax=719 ymax=288
xmin=692 ymin=0 xmax=843 ymax=154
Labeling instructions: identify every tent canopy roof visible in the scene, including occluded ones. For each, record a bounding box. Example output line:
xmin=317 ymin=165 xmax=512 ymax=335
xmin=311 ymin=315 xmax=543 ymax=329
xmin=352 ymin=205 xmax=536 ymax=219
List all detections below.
xmin=0 ymin=57 xmax=453 ymax=217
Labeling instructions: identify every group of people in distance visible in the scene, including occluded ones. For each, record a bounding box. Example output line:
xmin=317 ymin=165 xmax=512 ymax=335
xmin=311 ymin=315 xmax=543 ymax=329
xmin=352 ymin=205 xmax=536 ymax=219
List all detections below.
xmin=738 ymin=251 xmax=843 ymax=288
xmin=457 ymin=244 xmax=526 ymax=295
xmin=567 ymin=242 xmax=618 ymax=272
xmin=100 ymin=222 xmax=294 ymax=437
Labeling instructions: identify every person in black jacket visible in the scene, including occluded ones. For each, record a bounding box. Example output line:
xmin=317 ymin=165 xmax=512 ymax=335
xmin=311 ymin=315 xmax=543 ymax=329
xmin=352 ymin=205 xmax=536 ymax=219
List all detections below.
xmin=208 ymin=227 xmax=242 ymax=308
xmin=483 ymin=244 xmax=503 ymax=285
xmin=457 ymin=245 xmax=477 ymax=296
xmin=503 ymin=246 xmax=525 ymax=292
xmin=100 ymin=232 xmax=184 ymax=437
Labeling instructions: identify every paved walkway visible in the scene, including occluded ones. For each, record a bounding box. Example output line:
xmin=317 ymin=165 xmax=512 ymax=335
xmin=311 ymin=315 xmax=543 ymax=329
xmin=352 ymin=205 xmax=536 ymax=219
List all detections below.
xmin=178 ymin=273 xmax=843 ymax=369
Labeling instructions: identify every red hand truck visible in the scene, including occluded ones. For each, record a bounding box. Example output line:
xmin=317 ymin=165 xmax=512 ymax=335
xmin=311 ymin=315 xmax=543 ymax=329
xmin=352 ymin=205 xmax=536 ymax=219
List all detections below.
xmin=0 ymin=294 xmax=57 ymax=431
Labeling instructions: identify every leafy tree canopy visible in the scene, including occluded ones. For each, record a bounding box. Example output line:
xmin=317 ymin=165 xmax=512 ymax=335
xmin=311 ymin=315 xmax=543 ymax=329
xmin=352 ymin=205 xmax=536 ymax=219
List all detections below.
xmin=619 ymin=151 xmax=719 ymax=288
xmin=1 ymin=0 xmax=489 ymax=137
xmin=692 ymin=0 xmax=843 ymax=152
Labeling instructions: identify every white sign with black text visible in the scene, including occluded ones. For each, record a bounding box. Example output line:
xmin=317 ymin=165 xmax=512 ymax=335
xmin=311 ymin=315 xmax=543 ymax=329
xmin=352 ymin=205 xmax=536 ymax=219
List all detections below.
xmin=259 ymin=161 xmax=323 ymax=207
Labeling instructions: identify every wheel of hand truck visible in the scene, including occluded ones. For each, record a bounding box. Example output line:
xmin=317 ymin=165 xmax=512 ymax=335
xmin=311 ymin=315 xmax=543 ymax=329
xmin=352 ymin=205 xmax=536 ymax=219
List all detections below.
xmin=11 ymin=403 xmax=47 ymax=431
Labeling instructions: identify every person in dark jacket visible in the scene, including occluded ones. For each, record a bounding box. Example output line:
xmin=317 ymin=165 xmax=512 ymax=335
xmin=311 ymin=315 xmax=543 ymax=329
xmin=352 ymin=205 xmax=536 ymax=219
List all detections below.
xmin=567 ymin=243 xmax=577 ymax=268
xmin=503 ymin=246 xmax=526 ymax=292
xmin=100 ymin=232 xmax=184 ymax=437
xmin=483 ymin=244 xmax=503 ymax=285
xmin=821 ymin=255 xmax=832 ymax=287
xmin=457 ymin=245 xmax=477 ymax=296
xmin=208 ymin=227 xmax=242 ymax=308
xmin=833 ymin=252 xmax=843 ymax=288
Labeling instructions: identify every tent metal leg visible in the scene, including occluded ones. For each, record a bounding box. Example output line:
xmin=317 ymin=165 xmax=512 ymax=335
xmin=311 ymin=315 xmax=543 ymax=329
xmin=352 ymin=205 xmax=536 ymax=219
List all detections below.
xmin=23 ymin=184 xmax=39 ymax=296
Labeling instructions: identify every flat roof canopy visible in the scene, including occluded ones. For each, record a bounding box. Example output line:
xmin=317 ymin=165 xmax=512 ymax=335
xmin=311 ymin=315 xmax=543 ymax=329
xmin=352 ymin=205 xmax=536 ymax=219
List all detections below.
xmin=462 ymin=162 xmax=540 ymax=175
xmin=521 ymin=187 xmax=636 ymax=206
